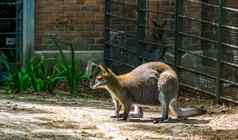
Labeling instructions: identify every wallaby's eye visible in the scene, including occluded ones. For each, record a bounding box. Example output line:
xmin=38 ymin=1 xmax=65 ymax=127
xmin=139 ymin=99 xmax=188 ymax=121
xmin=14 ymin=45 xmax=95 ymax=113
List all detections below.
xmin=96 ymin=76 xmax=104 ymax=81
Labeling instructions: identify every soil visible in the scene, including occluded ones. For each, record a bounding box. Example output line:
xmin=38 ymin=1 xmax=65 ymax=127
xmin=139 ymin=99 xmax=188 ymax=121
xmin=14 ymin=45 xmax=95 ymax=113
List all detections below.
xmin=0 ymin=92 xmax=237 ymax=140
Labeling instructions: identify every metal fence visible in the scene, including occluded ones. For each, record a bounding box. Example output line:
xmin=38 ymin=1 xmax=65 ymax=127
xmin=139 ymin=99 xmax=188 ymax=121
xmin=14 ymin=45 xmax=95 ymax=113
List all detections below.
xmin=0 ymin=0 xmax=23 ymax=80
xmin=104 ymin=0 xmax=238 ymax=103
xmin=0 ymin=0 xmax=22 ymax=64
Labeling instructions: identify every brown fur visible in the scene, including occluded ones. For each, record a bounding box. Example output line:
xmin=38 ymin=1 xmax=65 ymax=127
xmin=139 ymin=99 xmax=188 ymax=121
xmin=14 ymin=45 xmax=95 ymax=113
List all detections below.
xmin=91 ymin=62 xmax=205 ymax=122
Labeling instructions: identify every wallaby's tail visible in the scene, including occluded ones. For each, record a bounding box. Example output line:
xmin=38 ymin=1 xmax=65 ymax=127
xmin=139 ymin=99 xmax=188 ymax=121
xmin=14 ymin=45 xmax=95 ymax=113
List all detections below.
xmin=177 ymin=107 xmax=206 ymax=118
xmin=169 ymin=98 xmax=206 ymax=118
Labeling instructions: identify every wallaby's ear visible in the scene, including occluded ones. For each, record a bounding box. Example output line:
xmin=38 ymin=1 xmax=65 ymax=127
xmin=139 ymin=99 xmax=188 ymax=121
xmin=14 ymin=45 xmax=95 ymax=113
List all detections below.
xmin=98 ymin=64 xmax=114 ymax=75
xmin=104 ymin=65 xmax=114 ymax=75
xmin=86 ymin=61 xmax=98 ymax=75
xmin=98 ymin=64 xmax=110 ymax=73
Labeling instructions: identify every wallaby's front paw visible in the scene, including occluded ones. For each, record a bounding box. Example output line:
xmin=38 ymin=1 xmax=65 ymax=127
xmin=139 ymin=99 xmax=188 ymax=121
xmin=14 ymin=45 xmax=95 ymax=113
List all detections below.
xmin=110 ymin=113 xmax=123 ymax=118
xmin=121 ymin=114 xmax=128 ymax=121
xmin=153 ymin=118 xmax=170 ymax=124
xmin=129 ymin=113 xmax=143 ymax=118
xmin=113 ymin=116 xmax=128 ymax=121
xmin=110 ymin=115 xmax=118 ymax=118
xmin=159 ymin=119 xmax=170 ymax=123
xmin=121 ymin=117 xmax=128 ymax=121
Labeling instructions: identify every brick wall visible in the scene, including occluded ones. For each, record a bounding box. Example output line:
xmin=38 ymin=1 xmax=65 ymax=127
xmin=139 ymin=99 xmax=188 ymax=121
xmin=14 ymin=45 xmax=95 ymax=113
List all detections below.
xmin=35 ymin=0 xmax=105 ymax=50
xmin=226 ymin=0 xmax=238 ymax=8
xmin=34 ymin=0 xmax=238 ymax=51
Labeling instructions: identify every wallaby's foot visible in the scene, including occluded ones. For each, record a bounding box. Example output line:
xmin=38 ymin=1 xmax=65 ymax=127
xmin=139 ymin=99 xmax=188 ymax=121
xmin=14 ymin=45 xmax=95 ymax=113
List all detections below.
xmin=153 ymin=118 xmax=170 ymax=124
xmin=110 ymin=115 xmax=118 ymax=118
xmin=110 ymin=113 xmax=124 ymax=119
xmin=130 ymin=107 xmax=143 ymax=118
xmin=122 ymin=116 xmax=128 ymax=121
xmin=176 ymin=116 xmax=186 ymax=120
xmin=111 ymin=113 xmax=143 ymax=118
xmin=131 ymin=106 xmax=143 ymax=118
xmin=111 ymin=113 xmax=143 ymax=120
xmin=110 ymin=113 xmax=128 ymax=121
xmin=129 ymin=113 xmax=143 ymax=118
xmin=121 ymin=118 xmax=127 ymax=121
xmin=121 ymin=113 xmax=129 ymax=121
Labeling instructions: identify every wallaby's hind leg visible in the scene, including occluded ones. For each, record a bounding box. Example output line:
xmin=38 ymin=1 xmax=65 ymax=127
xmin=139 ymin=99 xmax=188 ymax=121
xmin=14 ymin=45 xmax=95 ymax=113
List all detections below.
xmin=158 ymin=91 xmax=169 ymax=122
xmin=161 ymin=102 xmax=169 ymax=122
xmin=169 ymin=98 xmax=181 ymax=119
xmin=156 ymin=71 xmax=179 ymax=123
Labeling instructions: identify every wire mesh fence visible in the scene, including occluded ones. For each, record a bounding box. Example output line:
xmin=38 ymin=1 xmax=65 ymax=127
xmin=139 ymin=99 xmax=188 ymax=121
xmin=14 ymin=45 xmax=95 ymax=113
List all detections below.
xmin=104 ymin=0 xmax=238 ymax=103
xmin=0 ymin=0 xmax=22 ymax=81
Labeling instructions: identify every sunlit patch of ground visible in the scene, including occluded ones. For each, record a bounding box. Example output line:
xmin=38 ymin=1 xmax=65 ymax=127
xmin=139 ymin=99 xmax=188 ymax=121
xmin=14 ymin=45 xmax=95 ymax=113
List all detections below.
xmin=0 ymin=93 xmax=237 ymax=140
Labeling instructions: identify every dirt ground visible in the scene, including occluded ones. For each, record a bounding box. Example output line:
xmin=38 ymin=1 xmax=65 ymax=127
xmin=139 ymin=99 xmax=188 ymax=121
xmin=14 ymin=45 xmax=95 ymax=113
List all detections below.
xmin=0 ymin=93 xmax=237 ymax=140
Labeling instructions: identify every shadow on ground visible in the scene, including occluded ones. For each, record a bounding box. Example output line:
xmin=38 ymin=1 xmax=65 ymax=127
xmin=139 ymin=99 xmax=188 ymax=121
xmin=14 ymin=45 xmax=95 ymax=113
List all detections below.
xmin=0 ymin=94 xmax=237 ymax=139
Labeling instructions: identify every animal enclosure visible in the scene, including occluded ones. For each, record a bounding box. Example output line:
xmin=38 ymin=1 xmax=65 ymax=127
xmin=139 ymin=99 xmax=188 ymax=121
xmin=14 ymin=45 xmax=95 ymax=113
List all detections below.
xmin=104 ymin=0 xmax=238 ymax=103
xmin=0 ymin=1 xmax=22 ymax=65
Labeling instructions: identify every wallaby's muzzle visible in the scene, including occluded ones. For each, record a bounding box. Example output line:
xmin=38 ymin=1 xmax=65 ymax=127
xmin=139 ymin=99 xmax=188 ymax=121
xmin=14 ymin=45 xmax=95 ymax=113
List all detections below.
xmin=89 ymin=80 xmax=95 ymax=89
xmin=90 ymin=79 xmax=107 ymax=89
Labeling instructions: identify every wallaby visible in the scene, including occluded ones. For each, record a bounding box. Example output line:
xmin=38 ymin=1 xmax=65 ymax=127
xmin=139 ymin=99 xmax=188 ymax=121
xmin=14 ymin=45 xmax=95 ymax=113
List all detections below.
xmin=90 ymin=61 xmax=205 ymax=123
xmin=86 ymin=61 xmax=144 ymax=118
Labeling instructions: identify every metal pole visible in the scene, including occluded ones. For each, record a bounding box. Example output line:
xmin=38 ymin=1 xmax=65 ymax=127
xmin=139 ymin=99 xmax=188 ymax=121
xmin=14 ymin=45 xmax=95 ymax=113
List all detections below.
xmin=22 ymin=0 xmax=35 ymax=67
xmin=201 ymin=0 xmax=209 ymax=66
xmin=216 ymin=0 xmax=224 ymax=103
xmin=136 ymin=0 xmax=146 ymax=65
xmin=16 ymin=0 xmax=23 ymax=65
xmin=175 ymin=0 xmax=183 ymax=70
xmin=104 ymin=0 xmax=112 ymax=67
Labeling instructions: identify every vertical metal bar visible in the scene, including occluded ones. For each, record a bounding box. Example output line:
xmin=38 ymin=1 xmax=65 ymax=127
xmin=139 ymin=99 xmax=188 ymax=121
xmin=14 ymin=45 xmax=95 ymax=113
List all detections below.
xmin=22 ymin=0 xmax=35 ymax=66
xmin=201 ymin=0 xmax=209 ymax=66
xmin=136 ymin=0 xmax=146 ymax=65
xmin=104 ymin=0 xmax=112 ymax=67
xmin=16 ymin=0 xmax=23 ymax=65
xmin=175 ymin=0 xmax=183 ymax=69
xmin=216 ymin=0 xmax=224 ymax=103
xmin=122 ymin=0 xmax=126 ymax=31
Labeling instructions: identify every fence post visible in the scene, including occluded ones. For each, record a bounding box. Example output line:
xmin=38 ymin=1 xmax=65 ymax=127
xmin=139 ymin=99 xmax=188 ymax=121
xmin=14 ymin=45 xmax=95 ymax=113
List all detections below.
xmin=104 ymin=0 xmax=112 ymax=67
xmin=175 ymin=0 xmax=184 ymax=71
xmin=136 ymin=0 xmax=146 ymax=65
xmin=16 ymin=0 xmax=23 ymax=65
xmin=216 ymin=0 xmax=224 ymax=103
xmin=201 ymin=0 xmax=210 ymax=66
xmin=23 ymin=0 xmax=35 ymax=67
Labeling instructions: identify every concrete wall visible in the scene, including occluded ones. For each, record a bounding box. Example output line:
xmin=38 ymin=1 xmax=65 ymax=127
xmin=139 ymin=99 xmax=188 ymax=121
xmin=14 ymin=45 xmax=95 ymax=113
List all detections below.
xmin=34 ymin=50 xmax=104 ymax=66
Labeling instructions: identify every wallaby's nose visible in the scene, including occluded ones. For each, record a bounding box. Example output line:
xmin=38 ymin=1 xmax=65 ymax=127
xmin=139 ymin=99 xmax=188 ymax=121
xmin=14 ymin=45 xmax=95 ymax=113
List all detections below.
xmin=89 ymin=80 xmax=95 ymax=89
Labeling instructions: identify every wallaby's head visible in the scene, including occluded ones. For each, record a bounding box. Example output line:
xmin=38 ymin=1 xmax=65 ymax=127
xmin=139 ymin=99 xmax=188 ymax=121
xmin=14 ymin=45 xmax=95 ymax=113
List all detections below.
xmin=90 ymin=64 xmax=115 ymax=89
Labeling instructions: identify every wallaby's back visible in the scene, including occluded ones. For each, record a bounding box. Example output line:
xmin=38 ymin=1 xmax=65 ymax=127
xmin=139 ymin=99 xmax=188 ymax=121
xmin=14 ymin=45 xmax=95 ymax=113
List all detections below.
xmin=117 ymin=62 xmax=178 ymax=105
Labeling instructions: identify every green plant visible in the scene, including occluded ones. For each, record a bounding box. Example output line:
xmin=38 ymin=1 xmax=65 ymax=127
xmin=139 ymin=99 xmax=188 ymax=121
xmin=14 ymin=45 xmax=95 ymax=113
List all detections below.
xmin=27 ymin=56 xmax=45 ymax=92
xmin=57 ymin=43 xmax=89 ymax=94
xmin=46 ymin=35 xmax=89 ymax=94
xmin=27 ymin=56 xmax=64 ymax=93
xmin=45 ymin=63 xmax=65 ymax=94
xmin=0 ymin=53 xmax=10 ymax=72
xmin=4 ymin=56 xmax=64 ymax=94
xmin=4 ymin=66 xmax=31 ymax=93
xmin=0 ymin=53 xmax=11 ymax=89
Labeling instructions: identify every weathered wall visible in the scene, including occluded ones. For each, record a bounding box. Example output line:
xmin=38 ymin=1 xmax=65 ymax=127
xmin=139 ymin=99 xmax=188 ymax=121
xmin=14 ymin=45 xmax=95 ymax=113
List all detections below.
xmin=34 ymin=0 xmax=238 ymax=50
xmin=35 ymin=0 xmax=105 ymax=50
